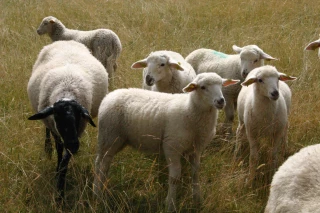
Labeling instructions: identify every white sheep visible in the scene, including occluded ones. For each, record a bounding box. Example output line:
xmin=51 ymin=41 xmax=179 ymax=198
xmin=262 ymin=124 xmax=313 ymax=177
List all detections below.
xmin=264 ymin=144 xmax=320 ymax=213
xmin=131 ymin=50 xmax=196 ymax=93
xmin=185 ymin=45 xmax=277 ymax=137
xmin=36 ymin=16 xmax=122 ymax=80
xmin=93 ymin=73 xmax=239 ymax=212
xmin=27 ymin=40 xmax=108 ymax=200
xmin=235 ymin=65 xmax=296 ymax=185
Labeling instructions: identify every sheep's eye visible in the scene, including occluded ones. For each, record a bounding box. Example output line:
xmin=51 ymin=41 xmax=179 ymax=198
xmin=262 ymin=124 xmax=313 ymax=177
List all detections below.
xmin=201 ymin=86 xmax=206 ymax=90
xmin=160 ymin=63 xmax=165 ymax=67
xmin=258 ymin=79 xmax=263 ymax=83
xmin=253 ymin=59 xmax=258 ymax=63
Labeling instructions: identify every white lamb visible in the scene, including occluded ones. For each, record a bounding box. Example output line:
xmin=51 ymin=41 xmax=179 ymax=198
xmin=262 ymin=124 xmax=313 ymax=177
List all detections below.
xmin=265 ymin=144 xmax=320 ymax=213
xmin=131 ymin=50 xmax=196 ymax=93
xmin=27 ymin=40 xmax=108 ymax=200
xmin=185 ymin=45 xmax=277 ymax=136
xmin=93 ymin=73 xmax=239 ymax=212
xmin=37 ymin=16 xmax=122 ymax=79
xmin=235 ymin=65 xmax=296 ymax=185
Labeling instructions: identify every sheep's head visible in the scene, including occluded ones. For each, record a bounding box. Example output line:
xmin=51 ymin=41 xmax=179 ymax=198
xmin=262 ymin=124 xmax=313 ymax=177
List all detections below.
xmin=131 ymin=52 xmax=184 ymax=86
xmin=28 ymin=99 xmax=95 ymax=154
xmin=183 ymin=73 xmax=239 ymax=109
xmin=233 ymin=45 xmax=277 ymax=79
xmin=241 ymin=65 xmax=296 ymax=101
xmin=37 ymin=16 xmax=59 ymax=35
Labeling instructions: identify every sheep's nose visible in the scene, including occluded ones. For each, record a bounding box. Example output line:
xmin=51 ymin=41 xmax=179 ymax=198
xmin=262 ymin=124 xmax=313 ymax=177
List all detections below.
xmin=217 ymin=98 xmax=225 ymax=105
xmin=271 ymin=90 xmax=279 ymax=99
xmin=242 ymin=69 xmax=248 ymax=78
xmin=146 ymin=75 xmax=155 ymax=86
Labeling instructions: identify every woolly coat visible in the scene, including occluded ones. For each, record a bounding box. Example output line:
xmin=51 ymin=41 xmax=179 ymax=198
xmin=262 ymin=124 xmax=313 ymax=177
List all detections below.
xmin=37 ymin=16 xmax=122 ymax=78
xmin=265 ymin=144 xmax=320 ymax=213
xmin=28 ymin=40 xmax=108 ymax=135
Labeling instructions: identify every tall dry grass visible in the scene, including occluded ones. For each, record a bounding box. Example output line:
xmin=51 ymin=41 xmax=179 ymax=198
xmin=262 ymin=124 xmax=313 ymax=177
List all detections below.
xmin=1 ymin=0 xmax=320 ymax=212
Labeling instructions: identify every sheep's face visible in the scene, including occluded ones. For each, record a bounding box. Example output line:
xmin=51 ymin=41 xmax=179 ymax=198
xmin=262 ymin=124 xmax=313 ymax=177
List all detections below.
xmin=255 ymin=73 xmax=280 ymax=101
xmin=184 ymin=73 xmax=239 ymax=109
xmin=239 ymin=49 xmax=262 ymax=79
xmin=233 ymin=45 xmax=277 ymax=79
xmin=37 ymin=17 xmax=56 ymax=35
xmin=241 ymin=66 xmax=296 ymax=101
xmin=28 ymin=99 xmax=96 ymax=154
xmin=131 ymin=53 xmax=184 ymax=86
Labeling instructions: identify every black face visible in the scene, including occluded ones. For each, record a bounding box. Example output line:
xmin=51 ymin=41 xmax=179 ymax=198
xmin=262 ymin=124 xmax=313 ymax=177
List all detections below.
xmin=28 ymin=99 xmax=96 ymax=154
xmin=53 ymin=100 xmax=82 ymax=153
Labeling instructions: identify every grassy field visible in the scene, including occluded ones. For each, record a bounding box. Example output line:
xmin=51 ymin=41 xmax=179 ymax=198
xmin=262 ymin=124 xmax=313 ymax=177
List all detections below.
xmin=1 ymin=0 xmax=320 ymax=212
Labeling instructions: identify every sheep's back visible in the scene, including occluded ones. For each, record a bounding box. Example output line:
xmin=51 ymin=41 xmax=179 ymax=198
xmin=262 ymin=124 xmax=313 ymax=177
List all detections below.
xmin=265 ymin=144 xmax=320 ymax=213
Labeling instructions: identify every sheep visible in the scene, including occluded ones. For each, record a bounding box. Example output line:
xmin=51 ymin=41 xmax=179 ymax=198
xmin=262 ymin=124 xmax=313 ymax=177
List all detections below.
xmin=185 ymin=45 xmax=277 ymax=137
xmin=131 ymin=50 xmax=197 ymax=93
xmin=264 ymin=144 xmax=320 ymax=213
xmin=36 ymin=16 xmax=122 ymax=80
xmin=235 ymin=65 xmax=296 ymax=186
xmin=93 ymin=73 xmax=239 ymax=212
xmin=27 ymin=40 xmax=108 ymax=200
xmin=305 ymin=36 xmax=320 ymax=58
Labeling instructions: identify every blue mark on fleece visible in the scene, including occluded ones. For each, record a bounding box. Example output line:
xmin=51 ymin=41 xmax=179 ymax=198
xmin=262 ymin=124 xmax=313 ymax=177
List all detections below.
xmin=212 ymin=50 xmax=228 ymax=58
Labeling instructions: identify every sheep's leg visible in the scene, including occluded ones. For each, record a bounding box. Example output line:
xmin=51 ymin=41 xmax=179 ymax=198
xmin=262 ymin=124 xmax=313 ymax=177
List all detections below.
xmin=190 ymin=153 xmax=201 ymax=209
xmin=248 ymin=138 xmax=259 ymax=186
xmin=270 ymin=131 xmax=286 ymax=181
xmin=164 ymin=152 xmax=181 ymax=212
xmin=234 ymin=123 xmax=247 ymax=159
xmin=223 ymin=97 xmax=235 ymax=138
xmin=93 ymin=137 xmax=125 ymax=196
xmin=52 ymin=132 xmax=63 ymax=172
xmin=45 ymin=128 xmax=53 ymax=159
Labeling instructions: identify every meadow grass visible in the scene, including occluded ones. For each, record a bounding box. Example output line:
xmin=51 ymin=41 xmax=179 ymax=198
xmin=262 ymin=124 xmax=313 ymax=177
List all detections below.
xmin=1 ymin=0 xmax=320 ymax=212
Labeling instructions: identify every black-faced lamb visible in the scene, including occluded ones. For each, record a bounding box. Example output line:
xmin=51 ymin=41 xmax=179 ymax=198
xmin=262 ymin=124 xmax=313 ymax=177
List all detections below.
xmin=37 ymin=16 xmax=122 ymax=80
xmin=93 ymin=73 xmax=239 ymax=212
xmin=27 ymin=40 xmax=108 ymax=200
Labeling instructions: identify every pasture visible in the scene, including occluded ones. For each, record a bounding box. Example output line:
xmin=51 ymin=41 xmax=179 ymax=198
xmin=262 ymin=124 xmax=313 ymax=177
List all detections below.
xmin=1 ymin=0 xmax=320 ymax=212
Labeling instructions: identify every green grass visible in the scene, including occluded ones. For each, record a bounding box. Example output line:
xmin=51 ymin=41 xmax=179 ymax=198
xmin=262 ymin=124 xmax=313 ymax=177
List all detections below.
xmin=1 ymin=0 xmax=320 ymax=212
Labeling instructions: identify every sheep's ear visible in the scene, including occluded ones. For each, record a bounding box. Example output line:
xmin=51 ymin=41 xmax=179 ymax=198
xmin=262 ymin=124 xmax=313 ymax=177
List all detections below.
xmin=28 ymin=106 xmax=54 ymax=120
xmin=131 ymin=59 xmax=148 ymax=69
xmin=183 ymin=82 xmax=197 ymax=93
xmin=83 ymin=113 xmax=96 ymax=127
xmin=168 ymin=58 xmax=184 ymax=71
xmin=80 ymin=106 xmax=96 ymax=127
xmin=222 ymin=79 xmax=240 ymax=87
xmin=305 ymin=40 xmax=320 ymax=51
xmin=49 ymin=19 xmax=55 ymax=24
xmin=241 ymin=78 xmax=256 ymax=86
xmin=260 ymin=51 xmax=278 ymax=61
xmin=232 ymin=45 xmax=243 ymax=54
xmin=279 ymin=74 xmax=297 ymax=82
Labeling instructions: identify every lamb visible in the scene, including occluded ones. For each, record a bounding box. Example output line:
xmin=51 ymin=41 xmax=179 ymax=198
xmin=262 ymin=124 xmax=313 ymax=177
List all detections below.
xmin=36 ymin=16 xmax=122 ymax=80
xmin=235 ymin=65 xmax=296 ymax=185
xmin=93 ymin=73 xmax=239 ymax=212
xmin=27 ymin=40 xmax=108 ymax=200
xmin=131 ymin=50 xmax=196 ymax=93
xmin=185 ymin=45 xmax=277 ymax=136
xmin=305 ymin=36 xmax=320 ymax=57
xmin=264 ymin=144 xmax=320 ymax=213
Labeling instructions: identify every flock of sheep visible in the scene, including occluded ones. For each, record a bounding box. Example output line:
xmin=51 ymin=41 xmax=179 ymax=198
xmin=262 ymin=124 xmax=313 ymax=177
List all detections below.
xmin=27 ymin=16 xmax=320 ymax=212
